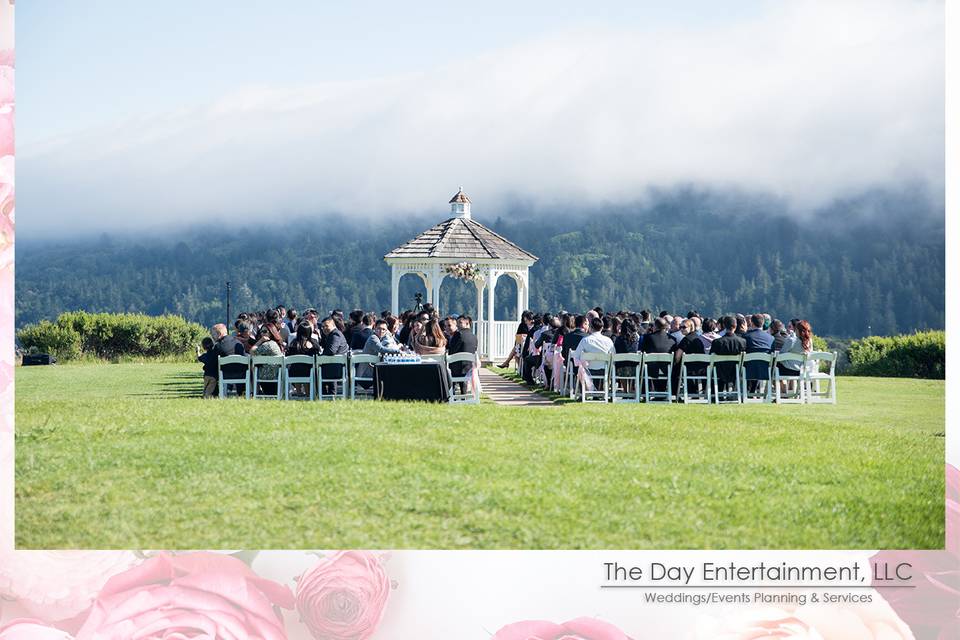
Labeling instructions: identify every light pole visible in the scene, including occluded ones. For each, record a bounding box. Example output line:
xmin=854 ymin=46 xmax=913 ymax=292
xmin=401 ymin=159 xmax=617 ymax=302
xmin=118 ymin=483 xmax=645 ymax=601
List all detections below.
xmin=226 ymin=281 xmax=232 ymax=326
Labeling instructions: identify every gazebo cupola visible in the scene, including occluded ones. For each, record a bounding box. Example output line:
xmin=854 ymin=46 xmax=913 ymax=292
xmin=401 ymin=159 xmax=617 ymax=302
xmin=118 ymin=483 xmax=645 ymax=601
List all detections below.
xmin=450 ymin=187 xmax=471 ymax=219
xmin=384 ymin=189 xmax=538 ymax=361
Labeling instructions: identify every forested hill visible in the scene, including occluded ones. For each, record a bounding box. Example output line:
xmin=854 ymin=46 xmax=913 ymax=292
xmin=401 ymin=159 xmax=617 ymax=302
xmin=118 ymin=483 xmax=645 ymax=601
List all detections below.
xmin=16 ymin=188 xmax=943 ymax=338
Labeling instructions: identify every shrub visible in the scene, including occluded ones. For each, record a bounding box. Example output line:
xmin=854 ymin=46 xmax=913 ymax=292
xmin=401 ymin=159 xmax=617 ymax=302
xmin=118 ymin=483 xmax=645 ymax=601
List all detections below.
xmin=16 ymin=321 xmax=82 ymax=360
xmin=846 ymin=331 xmax=945 ymax=379
xmin=16 ymin=312 xmax=206 ymax=361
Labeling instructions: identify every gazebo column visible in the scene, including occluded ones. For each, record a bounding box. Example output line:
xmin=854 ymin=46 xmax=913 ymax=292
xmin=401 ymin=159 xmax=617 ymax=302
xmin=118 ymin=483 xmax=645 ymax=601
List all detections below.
xmin=486 ymin=268 xmax=497 ymax=361
xmin=522 ymin=270 xmax=530 ymax=311
xmin=431 ymin=266 xmax=443 ymax=313
xmin=475 ymin=281 xmax=484 ymax=322
xmin=390 ymin=266 xmax=400 ymax=316
xmin=516 ymin=275 xmax=524 ymax=318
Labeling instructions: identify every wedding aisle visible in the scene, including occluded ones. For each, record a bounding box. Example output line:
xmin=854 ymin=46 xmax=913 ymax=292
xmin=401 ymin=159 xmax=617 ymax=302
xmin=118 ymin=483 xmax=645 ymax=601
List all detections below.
xmin=478 ymin=368 xmax=556 ymax=406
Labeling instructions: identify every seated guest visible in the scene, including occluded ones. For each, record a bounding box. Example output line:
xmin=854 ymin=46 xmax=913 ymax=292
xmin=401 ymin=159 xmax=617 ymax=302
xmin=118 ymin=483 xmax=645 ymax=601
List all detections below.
xmin=196 ymin=336 xmax=218 ymax=399
xmin=286 ymin=322 xmax=320 ymax=396
xmin=285 ymin=308 xmax=299 ymax=336
xmin=777 ymin=319 xmax=813 ymax=377
xmin=700 ymin=318 xmax=720 ymax=352
xmin=211 ymin=323 xmax=247 ymax=396
xmin=386 ymin=315 xmax=401 ymax=338
xmin=573 ymin=316 xmax=615 ymax=387
xmin=405 ymin=318 xmax=424 ymax=349
xmin=735 ymin=314 xmax=748 ymax=336
xmin=344 ymin=309 xmax=365 ymax=346
xmin=260 ymin=309 xmax=287 ymax=353
xmin=561 ymin=315 xmax=589 ymax=365
xmin=614 ymin=318 xmax=640 ymax=354
xmin=319 ymin=317 xmax=349 ymax=392
xmin=234 ymin=320 xmax=255 ymax=353
xmin=669 ymin=316 xmax=684 ymax=343
xmin=710 ymin=315 xmax=747 ymax=392
xmin=357 ymin=319 xmax=403 ymax=387
xmin=447 ymin=315 xmax=478 ymax=391
xmin=535 ymin=316 xmax=560 ymax=384
xmin=252 ymin=326 xmax=283 ymax=396
xmin=349 ymin=313 xmax=375 ymax=351
xmin=642 ymin=317 xmax=676 ymax=392
xmin=442 ymin=316 xmax=458 ymax=341
xmin=672 ymin=318 xmax=706 ymax=394
xmin=769 ymin=319 xmax=787 ymax=352
xmin=413 ymin=318 xmax=447 ymax=355
xmin=499 ymin=311 xmax=533 ymax=368
xmin=743 ymin=313 xmax=774 ymax=389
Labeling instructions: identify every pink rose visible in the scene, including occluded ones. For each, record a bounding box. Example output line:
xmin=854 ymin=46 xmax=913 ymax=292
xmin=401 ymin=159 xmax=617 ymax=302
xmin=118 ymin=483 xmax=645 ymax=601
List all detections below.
xmin=295 ymin=551 xmax=390 ymax=640
xmin=493 ymin=617 xmax=633 ymax=640
xmin=75 ymin=552 xmax=294 ymax=640
xmin=0 ymin=551 xmax=139 ymax=622
xmin=0 ymin=619 xmax=74 ymax=640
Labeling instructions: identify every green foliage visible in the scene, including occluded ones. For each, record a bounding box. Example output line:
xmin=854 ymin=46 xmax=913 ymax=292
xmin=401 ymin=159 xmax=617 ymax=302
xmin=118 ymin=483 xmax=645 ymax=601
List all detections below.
xmin=847 ymin=331 xmax=945 ymax=379
xmin=15 ymin=362 xmax=944 ymax=548
xmin=15 ymin=320 xmax=82 ymax=360
xmin=17 ymin=312 xmax=206 ymax=361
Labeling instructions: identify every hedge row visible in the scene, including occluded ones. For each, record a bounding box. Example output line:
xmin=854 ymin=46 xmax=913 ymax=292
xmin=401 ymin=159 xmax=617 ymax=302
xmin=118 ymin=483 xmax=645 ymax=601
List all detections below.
xmin=17 ymin=312 xmax=207 ymax=361
xmin=846 ymin=331 xmax=944 ymax=379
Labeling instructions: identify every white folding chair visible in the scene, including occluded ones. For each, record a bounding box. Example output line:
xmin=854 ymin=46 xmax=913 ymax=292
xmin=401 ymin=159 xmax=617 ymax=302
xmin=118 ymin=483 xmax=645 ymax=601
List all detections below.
xmin=251 ymin=355 xmax=284 ymax=400
xmin=772 ymin=352 xmax=806 ymax=404
xmin=350 ymin=354 xmax=379 ymax=400
xmin=642 ymin=353 xmax=673 ymax=403
xmin=564 ymin=352 xmax=578 ymax=398
xmin=740 ymin=352 xmax=774 ymax=403
xmin=217 ymin=354 xmax=250 ymax=399
xmin=578 ymin=352 xmax=612 ymax=403
xmin=447 ymin=352 xmax=480 ymax=404
xmin=710 ymin=354 xmax=743 ymax=404
xmin=804 ymin=351 xmax=838 ymax=404
xmin=283 ymin=355 xmax=315 ymax=400
xmin=610 ymin=353 xmax=643 ymax=403
xmin=679 ymin=353 xmax=711 ymax=404
xmin=317 ymin=354 xmax=349 ymax=400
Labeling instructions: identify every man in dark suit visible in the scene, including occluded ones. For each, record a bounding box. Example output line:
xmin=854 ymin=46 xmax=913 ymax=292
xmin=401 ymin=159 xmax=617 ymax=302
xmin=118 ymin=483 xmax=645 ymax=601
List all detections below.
xmin=447 ymin=315 xmax=478 ymax=393
xmin=671 ymin=318 xmax=705 ymax=396
xmin=349 ymin=313 xmax=375 ymax=351
xmin=211 ymin=323 xmax=247 ymax=395
xmin=742 ymin=313 xmax=774 ymax=391
xmin=710 ymin=315 xmax=747 ymax=391
xmin=319 ymin=317 xmax=349 ymax=393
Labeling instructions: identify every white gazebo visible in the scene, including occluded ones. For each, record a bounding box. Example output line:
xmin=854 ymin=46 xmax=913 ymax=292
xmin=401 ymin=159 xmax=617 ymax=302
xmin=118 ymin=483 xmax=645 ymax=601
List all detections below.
xmin=384 ymin=189 xmax=538 ymax=361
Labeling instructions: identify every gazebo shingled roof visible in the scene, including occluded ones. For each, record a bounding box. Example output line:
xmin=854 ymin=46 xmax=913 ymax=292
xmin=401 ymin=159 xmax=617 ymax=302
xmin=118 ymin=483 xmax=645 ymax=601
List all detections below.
xmin=384 ymin=216 xmax=538 ymax=261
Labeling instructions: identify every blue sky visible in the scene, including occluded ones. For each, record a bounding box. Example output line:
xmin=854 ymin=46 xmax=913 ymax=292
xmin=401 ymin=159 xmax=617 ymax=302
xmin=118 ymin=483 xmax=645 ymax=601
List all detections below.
xmin=15 ymin=1 xmax=944 ymax=234
xmin=18 ymin=1 xmax=766 ymax=145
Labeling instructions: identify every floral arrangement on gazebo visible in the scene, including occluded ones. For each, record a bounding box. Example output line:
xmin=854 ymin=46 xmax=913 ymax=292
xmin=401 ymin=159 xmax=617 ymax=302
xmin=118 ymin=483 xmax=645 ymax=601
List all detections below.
xmin=445 ymin=262 xmax=483 ymax=282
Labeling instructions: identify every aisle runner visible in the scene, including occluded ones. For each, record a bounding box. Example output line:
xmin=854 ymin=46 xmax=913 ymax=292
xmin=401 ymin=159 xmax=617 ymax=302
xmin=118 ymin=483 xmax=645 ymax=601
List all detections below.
xmin=478 ymin=368 xmax=556 ymax=406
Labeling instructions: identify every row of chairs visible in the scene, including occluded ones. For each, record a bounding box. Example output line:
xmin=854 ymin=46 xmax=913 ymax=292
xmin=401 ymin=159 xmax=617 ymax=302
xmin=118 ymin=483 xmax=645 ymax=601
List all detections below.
xmin=549 ymin=350 xmax=837 ymax=404
xmin=217 ymin=352 xmax=480 ymax=403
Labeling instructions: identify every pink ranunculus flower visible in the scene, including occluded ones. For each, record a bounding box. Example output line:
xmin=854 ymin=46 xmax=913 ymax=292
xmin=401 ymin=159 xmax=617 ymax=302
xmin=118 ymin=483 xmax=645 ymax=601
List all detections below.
xmin=295 ymin=551 xmax=391 ymax=640
xmin=0 ymin=551 xmax=140 ymax=623
xmin=75 ymin=552 xmax=294 ymax=640
xmin=493 ymin=616 xmax=633 ymax=640
xmin=0 ymin=619 xmax=74 ymax=640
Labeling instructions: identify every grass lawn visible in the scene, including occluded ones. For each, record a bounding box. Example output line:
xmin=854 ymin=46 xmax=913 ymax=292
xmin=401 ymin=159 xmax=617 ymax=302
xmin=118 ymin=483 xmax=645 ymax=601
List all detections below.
xmin=15 ymin=362 xmax=944 ymax=549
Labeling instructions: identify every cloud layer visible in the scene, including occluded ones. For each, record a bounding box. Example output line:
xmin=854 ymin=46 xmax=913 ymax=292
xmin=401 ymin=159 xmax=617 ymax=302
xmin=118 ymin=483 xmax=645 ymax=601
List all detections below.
xmin=19 ymin=1 xmax=944 ymax=235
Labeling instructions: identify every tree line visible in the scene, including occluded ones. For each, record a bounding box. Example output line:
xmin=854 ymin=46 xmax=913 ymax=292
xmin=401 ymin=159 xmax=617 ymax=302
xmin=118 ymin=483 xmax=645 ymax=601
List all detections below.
xmin=16 ymin=188 xmax=943 ymax=339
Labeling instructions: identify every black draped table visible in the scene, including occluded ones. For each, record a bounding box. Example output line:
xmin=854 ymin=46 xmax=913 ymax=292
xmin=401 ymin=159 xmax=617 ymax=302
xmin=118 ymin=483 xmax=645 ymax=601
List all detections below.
xmin=373 ymin=362 xmax=451 ymax=402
